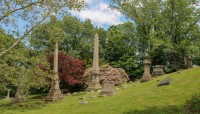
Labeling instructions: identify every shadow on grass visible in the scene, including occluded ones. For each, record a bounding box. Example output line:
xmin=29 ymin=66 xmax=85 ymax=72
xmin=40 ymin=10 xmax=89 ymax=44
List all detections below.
xmin=124 ymin=105 xmax=185 ymax=114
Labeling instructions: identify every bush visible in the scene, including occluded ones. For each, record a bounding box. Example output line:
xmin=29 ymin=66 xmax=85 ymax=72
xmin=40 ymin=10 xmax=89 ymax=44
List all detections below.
xmin=48 ymin=52 xmax=86 ymax=92
xmin=165 ymin=64 xmax=178 ymax=73
xmin=84 ymin=64 xmax=129 ymax=86
xmin=183 ymin=93 xmax=200 ymax=114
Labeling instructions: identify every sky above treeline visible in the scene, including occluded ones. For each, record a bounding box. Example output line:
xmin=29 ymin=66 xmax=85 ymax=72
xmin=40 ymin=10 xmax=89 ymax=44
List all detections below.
xmin=70 ymin=0 xmax=127 ymax=29
xmin=2 ymin=0 xmax=127 ymax=36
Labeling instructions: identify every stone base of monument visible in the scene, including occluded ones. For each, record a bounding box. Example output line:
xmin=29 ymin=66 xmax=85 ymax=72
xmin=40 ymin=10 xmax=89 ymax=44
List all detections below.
xmin=140 ymin=75 xmax=151 ymax=82
xmin=99 ymin=81 xmax=115 ymax=95
xmin=45 ymin=89 xmax=64 ymax=101
xmin=87 ymin=82 xmax=102 ymax=91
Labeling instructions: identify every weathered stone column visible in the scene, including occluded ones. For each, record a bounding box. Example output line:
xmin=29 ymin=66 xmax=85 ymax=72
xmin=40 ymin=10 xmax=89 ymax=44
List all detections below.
xmin=92 ymin=33 xmax=100 ymax=74
xmin=46 ymin=42 xmax=64 ymax=101
xmin=187 ymin=56 xmax=193 ymax=69
xmin=87 ymin=33 xmax=101 ymax=90
xmin=141 ymin=57 xmax=151 ymax=82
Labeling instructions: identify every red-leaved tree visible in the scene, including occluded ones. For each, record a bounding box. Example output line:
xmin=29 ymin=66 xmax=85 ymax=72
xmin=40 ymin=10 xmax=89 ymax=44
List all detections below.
xmin=48 ymin=52 xmax=86 ymax=92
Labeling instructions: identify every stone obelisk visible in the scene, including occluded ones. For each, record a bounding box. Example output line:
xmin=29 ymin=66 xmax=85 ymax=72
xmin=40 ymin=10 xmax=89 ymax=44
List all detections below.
xmin=141 ymin=56 xmax=151 ymax=82
xmin=87 ymin=33 xmax=102 ymax=90
xmin=46 ymin=42 xmax=64 ymax=101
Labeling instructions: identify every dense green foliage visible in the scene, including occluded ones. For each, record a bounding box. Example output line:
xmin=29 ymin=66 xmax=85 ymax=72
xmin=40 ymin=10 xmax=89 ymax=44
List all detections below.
xmin=30 ymin=15 xmax=106 ymax=62
xmin=110 ymin=0 xmax=200 ymax=69
xmin=103 ymin=22 xmax=142 ymax=79
xmin=0 ymin=29 xmax=52 ymax=97
xmin=0 ymin=0 xmax=85 ymax=57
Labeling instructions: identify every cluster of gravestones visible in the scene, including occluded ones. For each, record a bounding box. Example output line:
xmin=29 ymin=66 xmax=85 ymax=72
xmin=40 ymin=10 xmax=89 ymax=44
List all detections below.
xmin=140 ymin=56 xmax=173 ymax=86
xmin=140 ymin=56 xmax=166 ymax=83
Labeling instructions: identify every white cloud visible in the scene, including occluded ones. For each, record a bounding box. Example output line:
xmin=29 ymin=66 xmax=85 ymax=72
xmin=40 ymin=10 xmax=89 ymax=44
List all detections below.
xmin=70 ymin=1 xmax=123 ymax=27
xmin=84 ymin=0 xmax=94 ymax=4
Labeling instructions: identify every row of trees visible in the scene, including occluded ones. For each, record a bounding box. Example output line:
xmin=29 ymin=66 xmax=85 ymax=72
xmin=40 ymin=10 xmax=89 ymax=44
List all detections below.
xmin=110 ymin=0 xmax=200 ymax=68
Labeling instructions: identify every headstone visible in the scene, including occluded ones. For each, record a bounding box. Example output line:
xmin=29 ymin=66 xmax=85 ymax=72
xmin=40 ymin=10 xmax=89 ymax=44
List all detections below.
xmin=157 ymin=77 xmax=173 ymax=86
xmin=186 ymin=56 xmax=193 ymax=68
xmin=98 ymin=94 xmax=106 ymax=97
xmin=87 ymin=33 xmax=102 ymax=90
xmin=6 ymin=89 xmax=10 ymax=99
xmin=177 ymin=70 xmax=180 ymax=74
xmin=79 ymin=97 xmax=86 ymax=100
xmin=89 ymin=95 xmax=96 ymax=98
xmin=46 ymin=43 xmax=64 ymax=101
xmin=80 ymin=101 xmax=88 ymax=105
xmin=141 ymin=56 xmax=151 ymax=82
xmin=73 ymin=92 xmax=77 ymax=95
xmin=99 ymin=81 xmax=115 ymax=95
xmin=152 ymin=65 xmax=165 ymax=76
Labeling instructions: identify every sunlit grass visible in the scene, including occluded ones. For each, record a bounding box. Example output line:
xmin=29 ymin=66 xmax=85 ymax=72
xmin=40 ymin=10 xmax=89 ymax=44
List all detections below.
xmin=0 ymin=67 xmax=200 ymax=114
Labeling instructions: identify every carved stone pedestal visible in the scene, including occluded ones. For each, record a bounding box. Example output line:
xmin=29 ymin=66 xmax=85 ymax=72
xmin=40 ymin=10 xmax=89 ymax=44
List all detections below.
xmin=46 ymin=81 xmax=64 ymax=101
xmin=45 ymin=89 xmax=63 ymax=101
xmin=186 ymin=56 xmax=193 ymax=69
xmin=87 ymin=74 xmax=101 ymax=91
xmin=141 ymin=58 xmax=151 ymax=82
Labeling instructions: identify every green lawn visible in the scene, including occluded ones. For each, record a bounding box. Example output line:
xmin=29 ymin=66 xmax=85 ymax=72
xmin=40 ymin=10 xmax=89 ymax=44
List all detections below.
xmin=0 ymin=67 xmax=200 ymax=114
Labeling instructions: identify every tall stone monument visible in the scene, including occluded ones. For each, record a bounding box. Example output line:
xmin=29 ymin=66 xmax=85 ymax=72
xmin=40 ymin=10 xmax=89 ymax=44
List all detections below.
xmin=87 ymin=33 xmax=102 ymax=90
xmin=141 ymin=56 xmax=151 ymax=82
xmin=46 ymin=42 xmax=64 ymax=101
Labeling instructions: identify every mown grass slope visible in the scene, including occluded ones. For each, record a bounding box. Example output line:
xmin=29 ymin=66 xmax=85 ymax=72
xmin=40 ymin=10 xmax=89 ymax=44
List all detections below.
xmin=0 ymin=67 xmax=200 ymax=114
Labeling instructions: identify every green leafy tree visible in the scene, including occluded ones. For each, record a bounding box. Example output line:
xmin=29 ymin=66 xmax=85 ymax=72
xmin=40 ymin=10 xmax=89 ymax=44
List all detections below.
xmin=160 ymin=0 xmax=200 ymax=67
xmin=110 ymin=0 xmax=162 ymax=54
xmin=104 ymin=22 xmax=140 ymax=79
xmin=0 ymin=0 xmax=85 ymax=57
xmin=0 ymin=30 xmax=51 ymax=97
xmin=110 ymin=0 xmax=200 ymax=69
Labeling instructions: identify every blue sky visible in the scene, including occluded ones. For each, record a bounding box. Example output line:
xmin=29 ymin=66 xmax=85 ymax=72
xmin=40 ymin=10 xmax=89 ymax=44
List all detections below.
xmin=70 ymin=0 xmax=128 ymax=29
xmin=1 ymin=0 xmax=127 ymax=35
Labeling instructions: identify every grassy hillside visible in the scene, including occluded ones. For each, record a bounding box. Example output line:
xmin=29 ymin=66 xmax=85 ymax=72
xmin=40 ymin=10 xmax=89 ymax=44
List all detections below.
xmin=0 ymin=67 xmax=200 ymax=114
